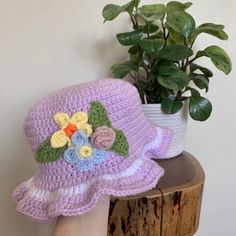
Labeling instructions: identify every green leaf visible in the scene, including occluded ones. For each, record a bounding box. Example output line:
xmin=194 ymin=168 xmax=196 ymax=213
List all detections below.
xmin=116 ymin=29 xmax=142 ymax=46
xmin=190 ymin=63 xmax=213 ymax=77
xmin=158 ymin=62 xmax=180 ymax=75
xmin=158 ymin=45 xmax=193 ymax=61
xmin=139 ymin=4 xmax=165 ymax=17
xmin=166 ymin=1 xmax=192 ymax=13
xmin=128 ymin=46 xmax=141 ymax=63
xmin=137 ymin=11 xmax=163 ymax=22
xmin=102 ymin=4 xmax=120 ymax=21
xmin=134 ymin=0 xmax=141 ymax=8
xmin=128 ymin=45 xmax=139 ymax=54
xmin=138 ymin=4 xmax=165 ymax=22
xmin=167 ymin=37 xmax=176 ymax=45
xmin=111 ymin=61 xmax=139 ymax=78
xmin=196 ymin=45 xmax=232 ymax=74
xmin=143 ymin=24 xmax=159 ymax=34
xmin=158 ymin=75 xmax=189 ymax=90
xmin=184 ymin=2 xmax=193 ymax=8
xmin=190 ymin=73 xmax=209 ymax=92
xmin=138 ymin=4 xmax=165 ymax=21
xmin=149 ymin=31 xmax=164 ymax=39
xmin=161 ymin=98 xmax=183 ymax=114
xmin=139 ymin=38 xmax=165 ymax=55
xmin=192 ymin=23 xmax=228 ymax=41
xmin=36 ymin=139 xmax=68 ymax=163
xmin=110 ymin=129 xmax=129 ymax=156
xmin=187 ymin=86 xmax=200 ymax=96
xmin=130 ymin=52 xmax=140 ymax=63
xmin=102 ymin=1 xmax=135 ymax=21
xmin=160 ymin=88 xmax=173 ymax=99
xmin=189 ymin=95 xmax=212 ymax=121
xmin=167 ymin=27 xmax=184 ymax=45
xmin=167 ymin=10 xmax=195 ymax=38
xmin=158 ymin=62 xmax=189 ymax=78
xmin=89 ymin=101 xmax=112 ymax=129
xmin=137 ymin=79 xmax=148 ymax=91
xmin=158 ymin=62 xmax=190 ymax=90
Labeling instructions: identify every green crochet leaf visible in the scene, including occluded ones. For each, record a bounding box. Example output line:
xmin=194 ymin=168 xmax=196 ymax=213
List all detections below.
xmin=110 ymin=129 xmax=129 ymax=156
xmin=36 ymin=138 xmax=68 ymax=163
xmin=89 ymin=101 xmax=112 ymax=129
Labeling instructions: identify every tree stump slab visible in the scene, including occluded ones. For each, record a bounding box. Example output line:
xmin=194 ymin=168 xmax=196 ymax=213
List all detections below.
xmin=108 ymin=152 xmax=205 ymax=236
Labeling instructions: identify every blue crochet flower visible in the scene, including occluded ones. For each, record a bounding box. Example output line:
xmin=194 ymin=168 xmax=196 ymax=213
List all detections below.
xmin=64 ymin=130 xmax=108 ymax=172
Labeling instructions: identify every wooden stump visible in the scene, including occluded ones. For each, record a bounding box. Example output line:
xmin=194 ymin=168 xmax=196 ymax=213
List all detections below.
xmin=108 ymin=152 xmax=205 ymax=236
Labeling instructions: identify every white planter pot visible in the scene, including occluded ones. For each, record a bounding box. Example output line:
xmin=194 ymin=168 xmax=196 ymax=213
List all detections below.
xmin=142 ymin=103 xmax=188 ymax=159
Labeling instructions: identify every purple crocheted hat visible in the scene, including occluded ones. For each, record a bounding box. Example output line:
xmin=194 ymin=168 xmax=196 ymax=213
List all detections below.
xmin=12 ymin=79 xmax=172 ymax=222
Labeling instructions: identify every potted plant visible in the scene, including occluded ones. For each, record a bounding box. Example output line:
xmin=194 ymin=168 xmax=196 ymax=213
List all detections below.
xmin=102 ymin=0 xmax=232 ymax=158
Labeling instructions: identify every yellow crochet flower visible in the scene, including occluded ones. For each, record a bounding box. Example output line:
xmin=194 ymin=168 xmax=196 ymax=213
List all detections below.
xmin=50 ymin=112 xmax=93 ymax=148
xmin=78 ymin=145 xmax=93 ymax=158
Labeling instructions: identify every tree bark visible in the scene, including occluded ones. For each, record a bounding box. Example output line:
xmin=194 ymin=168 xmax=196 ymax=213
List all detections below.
xmin=108 ymin=152 xmax=205 ymax=236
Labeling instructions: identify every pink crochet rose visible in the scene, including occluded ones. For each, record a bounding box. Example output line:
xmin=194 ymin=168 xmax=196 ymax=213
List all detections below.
xmin=91 ymin=126 xmax=116 ymax=150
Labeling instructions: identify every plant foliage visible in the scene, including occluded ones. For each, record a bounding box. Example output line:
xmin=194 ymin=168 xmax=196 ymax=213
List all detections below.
xmin=102 ymin=0 xmax=232 ymax=121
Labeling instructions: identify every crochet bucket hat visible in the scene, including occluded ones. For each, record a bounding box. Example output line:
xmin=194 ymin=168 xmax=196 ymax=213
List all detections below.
xmin=12 ymin=79 xmax=172 ymax=222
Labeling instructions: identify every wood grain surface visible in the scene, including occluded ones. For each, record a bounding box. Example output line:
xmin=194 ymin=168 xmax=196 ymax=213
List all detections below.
xmin=108 ymin=152 xmax=205 ymax=236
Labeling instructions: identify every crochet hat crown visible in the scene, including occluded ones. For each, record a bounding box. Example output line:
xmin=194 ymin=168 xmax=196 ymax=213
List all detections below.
xmin=25 ymin=79 xmax=151 ymax=159
xmin=12 ymin=79 xmax=172 ymax=222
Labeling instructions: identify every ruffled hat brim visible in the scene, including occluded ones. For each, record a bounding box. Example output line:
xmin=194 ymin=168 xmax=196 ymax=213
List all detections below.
xmin=12 ymin=156 xmax=164 ymax=222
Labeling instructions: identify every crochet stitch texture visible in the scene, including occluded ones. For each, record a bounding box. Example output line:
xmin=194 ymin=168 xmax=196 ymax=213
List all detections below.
xmin=12 ymin=79 xmax=173 ymax=222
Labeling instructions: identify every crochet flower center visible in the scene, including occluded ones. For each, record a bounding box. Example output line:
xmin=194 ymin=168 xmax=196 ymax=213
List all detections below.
xmin=63 ymin=123 xmax=77 ymax=138
xmin=78 ymin=145 xmax=93 ymax=158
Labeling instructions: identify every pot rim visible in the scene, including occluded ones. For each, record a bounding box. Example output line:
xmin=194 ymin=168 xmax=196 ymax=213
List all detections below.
xmin=142 ymin=103 xmax=161 ymax=107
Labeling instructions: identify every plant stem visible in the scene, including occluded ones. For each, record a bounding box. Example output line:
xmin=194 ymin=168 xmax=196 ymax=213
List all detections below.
xmin=130 ymin=72 xmax=144 ymax=103
xmin=161 ymin=21 xmax=168 ymax=46
xmin=130 ymin=15 xmax=136 ymax=28
xmin=181 ymin=87 xmax=188 ymax=95
xmin=183 ymin=58 xmax=189 ymax=72
xmin=142 ymin=62 xmax=148 ymax=73
xmin=134 ymin=6 xmax=139 ymax=28
xmin=185 ymin=55 xmax=198 ymax=67
xmin=190 ymin=38 xmax=196 ymax=49
xmin=147 ymin=22 xmax=150 ymax=38
xmin=129 ymin=72 xmax=137 ymax=81
xmin=142 ymin=62 xmax=149 ymax=80
xmin=161 ymin=22 xmax=165 ymax=38
xmin=166 ymin=32 xmax=169 ymax=41
xmin=145 ymin=94 xmax=156 ymax=103
xmin=176 ymin=90 xmax=182 ymax=100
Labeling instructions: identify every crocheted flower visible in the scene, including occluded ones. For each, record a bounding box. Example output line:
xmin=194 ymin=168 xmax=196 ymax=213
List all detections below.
xmin=51 ymin=112 xmax=93 ymax=148
xmin=91 ymin=126 xmax=116 ymax=150
xmin=64 ymin=130 xmax=108 ymax=172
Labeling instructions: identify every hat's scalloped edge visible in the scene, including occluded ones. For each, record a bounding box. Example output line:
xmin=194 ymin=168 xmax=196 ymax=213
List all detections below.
xmin=12 ymin=160 xmax=164 ymax=223
xmin=143 ymin=127 xmax=173 ymax=159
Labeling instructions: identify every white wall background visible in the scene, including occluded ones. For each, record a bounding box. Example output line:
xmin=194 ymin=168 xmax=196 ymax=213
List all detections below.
xmin=0 ymin=0 xmax=235 ymax=235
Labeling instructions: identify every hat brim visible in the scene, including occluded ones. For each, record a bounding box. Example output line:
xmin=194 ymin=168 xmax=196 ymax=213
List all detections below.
xmin=143 ymin=126 xmax=173 ymax=159
xmin=12 ymin=156 xmax=164 ymax=222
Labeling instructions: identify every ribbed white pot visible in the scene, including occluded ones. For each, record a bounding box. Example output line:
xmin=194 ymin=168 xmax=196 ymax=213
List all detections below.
xmin=142 ymin=103 xmax=188 ymax=159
